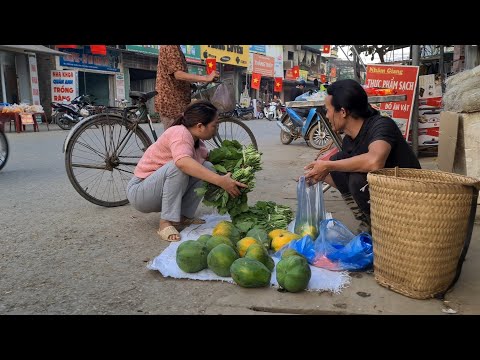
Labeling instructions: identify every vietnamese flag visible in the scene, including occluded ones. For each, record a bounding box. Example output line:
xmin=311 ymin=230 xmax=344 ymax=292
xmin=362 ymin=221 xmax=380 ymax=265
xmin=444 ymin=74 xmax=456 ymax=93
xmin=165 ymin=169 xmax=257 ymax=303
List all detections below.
xmin=251 ymin=73 xmax=262 ymax=90
xmin=90 ymin=45 xmax=107 ymax=55
xmin=323 ymin=45 xmax=331 ymax=54
xmin=321 ymin=74 xmax=327 ymax=83
xmin=206 ymin=58 xmax=216 ymax=74
xmin=274 ymin=77 xmax=283 ymax=92
xmin=292 ymin=66 xmax=300 ymax=79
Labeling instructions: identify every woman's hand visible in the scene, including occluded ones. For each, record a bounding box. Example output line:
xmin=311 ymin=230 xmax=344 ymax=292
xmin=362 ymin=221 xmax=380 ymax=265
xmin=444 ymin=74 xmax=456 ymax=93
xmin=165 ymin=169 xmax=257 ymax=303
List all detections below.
xmin=206 ymin=71 xmax=220 ymax=83
xmin=304 ymin=160 xmax=330 ymax=183
xmin=218 ymin=172 xmax=248 ymax=197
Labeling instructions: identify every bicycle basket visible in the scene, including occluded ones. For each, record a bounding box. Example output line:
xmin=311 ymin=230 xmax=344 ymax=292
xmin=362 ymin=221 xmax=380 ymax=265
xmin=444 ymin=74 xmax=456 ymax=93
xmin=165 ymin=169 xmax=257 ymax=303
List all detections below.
xmin=192 ymin=83 xmax=221 ymax=102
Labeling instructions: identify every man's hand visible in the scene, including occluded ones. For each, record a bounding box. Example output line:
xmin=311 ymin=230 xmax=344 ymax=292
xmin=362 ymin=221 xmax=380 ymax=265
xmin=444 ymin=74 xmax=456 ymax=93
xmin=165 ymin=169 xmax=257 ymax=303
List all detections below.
xmin=206 ymin=71 xmax=220 ymax=83
xmin=218 ymin=172 xmax=248 ymax=197
xmin=304 ymin=159 xmax=330 ymax=183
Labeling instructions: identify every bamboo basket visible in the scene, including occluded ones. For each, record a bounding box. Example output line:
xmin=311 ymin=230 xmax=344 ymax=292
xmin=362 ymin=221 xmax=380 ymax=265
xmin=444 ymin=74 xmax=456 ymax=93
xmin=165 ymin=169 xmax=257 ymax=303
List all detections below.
xmin=367 ymin=168 xmax=480 ymax=299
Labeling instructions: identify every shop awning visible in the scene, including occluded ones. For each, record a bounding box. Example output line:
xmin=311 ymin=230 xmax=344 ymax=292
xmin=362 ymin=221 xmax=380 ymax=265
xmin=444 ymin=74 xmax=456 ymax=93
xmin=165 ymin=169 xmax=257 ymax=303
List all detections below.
xmin=0 ymin=45 xmax=66 ymax=56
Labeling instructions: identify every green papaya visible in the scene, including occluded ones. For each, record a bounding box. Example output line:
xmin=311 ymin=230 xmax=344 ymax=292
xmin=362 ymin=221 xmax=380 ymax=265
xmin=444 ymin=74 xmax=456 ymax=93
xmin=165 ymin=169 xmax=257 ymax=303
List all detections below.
xmin=176 ymin=240 xmax=208 ymax=273
xmin=207 ymin=244 xmax=239 ymax=277
xmin=230 ymin=258 xmax=271 ymax=288
xmin=276 ymin=255 xmax=311 ymax=293
xmin=245 ymin=243 xmax=274 ymax=271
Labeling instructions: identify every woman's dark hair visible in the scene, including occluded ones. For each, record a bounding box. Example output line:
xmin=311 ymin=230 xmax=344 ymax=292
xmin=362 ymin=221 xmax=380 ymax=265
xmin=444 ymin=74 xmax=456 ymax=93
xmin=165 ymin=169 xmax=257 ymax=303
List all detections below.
xmin=171 ymin=100 xmax=218 ymax=128
xmin=326 ymin=79 xmax=378 ymax=119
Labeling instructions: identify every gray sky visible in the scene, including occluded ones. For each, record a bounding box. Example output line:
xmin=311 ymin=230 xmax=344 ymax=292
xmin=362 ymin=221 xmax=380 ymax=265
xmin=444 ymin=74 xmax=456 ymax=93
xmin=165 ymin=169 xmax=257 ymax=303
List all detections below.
xmin=336 ymin=46 xmax=411 ymax=64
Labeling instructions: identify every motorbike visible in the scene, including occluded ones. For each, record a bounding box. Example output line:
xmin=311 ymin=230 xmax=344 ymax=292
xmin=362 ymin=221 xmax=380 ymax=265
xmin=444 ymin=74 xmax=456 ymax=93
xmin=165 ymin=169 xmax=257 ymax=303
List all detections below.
xmin=263 ymin=101 xmax=283 ymax=121
xmin=233 ymin=103 xmax=255 ymax=120
xmin=51 ymin=94 xmax=95 ymax=130
xmin=276 ymin=89 xmax=331 ymax=150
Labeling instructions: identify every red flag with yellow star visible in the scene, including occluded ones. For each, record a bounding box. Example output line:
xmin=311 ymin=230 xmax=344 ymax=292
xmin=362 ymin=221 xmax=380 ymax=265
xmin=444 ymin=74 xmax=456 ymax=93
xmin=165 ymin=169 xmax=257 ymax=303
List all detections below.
xmin=90 ymin=45 xmax=107 ymax=55
xmin=321 ymin=74 xmax=327 ymax=83
xmin=206 ymin=58 xmax=216 ymax=74
xmin=251 ymin=73 xmax=262 ymax=90
xmin=322 ymin=45 xmax=331 ymax=54
xmin=292 ymin=66 xmax=300 ymax=79
xmin=274 ymin=77 xmax=283 ymax=92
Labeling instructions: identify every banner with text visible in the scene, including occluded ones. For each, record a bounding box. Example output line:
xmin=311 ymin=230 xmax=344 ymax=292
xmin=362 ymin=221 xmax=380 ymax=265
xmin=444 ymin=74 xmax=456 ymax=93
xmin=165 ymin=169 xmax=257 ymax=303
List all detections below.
xmin=200 ymin=45 xmax=249 ymax=67
xmin=51 ymin=70 xmax=78 ymax=103
xmin=365 ymin=64 xmax=419 ymax=138
xmin=250 ymin=53 xmax=275 ymax=77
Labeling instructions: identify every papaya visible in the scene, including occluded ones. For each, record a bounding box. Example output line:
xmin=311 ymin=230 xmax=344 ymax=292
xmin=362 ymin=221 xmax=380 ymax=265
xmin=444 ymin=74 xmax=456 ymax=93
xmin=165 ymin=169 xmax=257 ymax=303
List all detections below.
xmin=276 ymin=255 xmax=311 ymax=293
xmin=271 ymin=231 xmax=301 ymax=252
xmin=212 ymin=221 xmax=242 ymax=244
xmin=297 ymin=223 xmax=318 ymax=239
xmin=230 ymin=258 xmax=271 ymax=288
xmin=245 ymin=243 xmax=274 ymax=271
xmin=268 ymin=229 xmax=288 ymax=241
xmin=176 ymin=240 xmax=208 ymax=273
xmin=207 ymin=244 xmax=239 ymax=277
xmin=236 ymin=237 xmax=260 ymax=257
xmin=206 ymin=235 xmax=234 ymax=253
xmin=281 ymin=248 xmax=302 ymax=260
xmin=197 ymin=234 xmax=212 ymax=245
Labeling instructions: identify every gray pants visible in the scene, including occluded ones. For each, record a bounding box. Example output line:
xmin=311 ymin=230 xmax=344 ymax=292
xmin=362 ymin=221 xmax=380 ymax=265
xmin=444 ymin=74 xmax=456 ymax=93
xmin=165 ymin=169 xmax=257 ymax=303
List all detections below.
xmin=127 ymin=161 xmax=215 ymax=222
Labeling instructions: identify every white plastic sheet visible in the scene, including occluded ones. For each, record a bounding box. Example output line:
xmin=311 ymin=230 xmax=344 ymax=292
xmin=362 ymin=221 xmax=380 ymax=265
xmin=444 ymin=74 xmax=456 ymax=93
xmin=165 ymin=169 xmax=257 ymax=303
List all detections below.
xmin=148 ymin=213 xmax=350 ymax=293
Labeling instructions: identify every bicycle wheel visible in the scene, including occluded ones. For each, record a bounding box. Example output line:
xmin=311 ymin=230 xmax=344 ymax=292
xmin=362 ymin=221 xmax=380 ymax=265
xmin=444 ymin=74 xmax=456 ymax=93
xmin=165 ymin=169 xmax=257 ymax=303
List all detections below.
xmin=0 ymin=131 xmax=8 ymax=171
xmin=204 ymin=116 xmax=258 ymax=151
xmin=65 ymin=114 xmax=152 ymax=207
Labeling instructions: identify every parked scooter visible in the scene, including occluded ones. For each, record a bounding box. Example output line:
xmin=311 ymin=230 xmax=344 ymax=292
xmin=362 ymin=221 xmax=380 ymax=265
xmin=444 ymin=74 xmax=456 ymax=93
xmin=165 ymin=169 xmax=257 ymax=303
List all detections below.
xmin=233 ymin=103 xmax=255 ymax=120
xmin=51 ymin=94 xmax=95 ymax=130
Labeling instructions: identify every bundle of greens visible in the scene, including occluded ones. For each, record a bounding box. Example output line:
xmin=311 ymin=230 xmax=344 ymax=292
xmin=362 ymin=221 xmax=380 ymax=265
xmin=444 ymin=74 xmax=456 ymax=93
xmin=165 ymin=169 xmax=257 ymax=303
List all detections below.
xmin=231 ymin=201 xmax=294 ymax=234
xmin=195 ymin=140 xmax=262 ymax=217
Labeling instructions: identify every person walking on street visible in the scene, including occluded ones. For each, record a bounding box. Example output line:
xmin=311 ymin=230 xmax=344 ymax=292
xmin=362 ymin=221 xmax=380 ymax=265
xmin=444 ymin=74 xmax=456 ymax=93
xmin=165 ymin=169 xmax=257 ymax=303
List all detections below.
xmin=155 ymin=45 xmax=219 ymax=130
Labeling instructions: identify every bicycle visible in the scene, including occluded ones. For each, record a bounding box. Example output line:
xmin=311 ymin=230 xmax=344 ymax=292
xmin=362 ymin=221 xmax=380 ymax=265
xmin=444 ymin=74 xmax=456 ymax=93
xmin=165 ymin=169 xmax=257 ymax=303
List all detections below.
xmin=192 ymin=82 xmax=257 ymax=151
xmin=0 ymin=128 xmax=8 ymax=171
xmin=64 ymin=86 xmax=258 ymax=207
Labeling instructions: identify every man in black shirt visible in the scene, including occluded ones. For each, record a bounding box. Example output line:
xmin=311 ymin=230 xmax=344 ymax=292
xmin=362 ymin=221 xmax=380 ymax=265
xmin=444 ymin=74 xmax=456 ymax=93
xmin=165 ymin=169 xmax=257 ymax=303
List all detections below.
xmin=290 ymin=79 xmax=306 ymax=101
xmin=304 ymin=79 xmax=420 ymax=233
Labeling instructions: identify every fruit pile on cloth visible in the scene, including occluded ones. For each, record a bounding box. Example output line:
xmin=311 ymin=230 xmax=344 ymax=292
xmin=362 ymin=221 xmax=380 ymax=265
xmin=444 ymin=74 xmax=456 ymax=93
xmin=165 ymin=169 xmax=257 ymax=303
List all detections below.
xmin=147 ymin=214 xmax=351 ymax=294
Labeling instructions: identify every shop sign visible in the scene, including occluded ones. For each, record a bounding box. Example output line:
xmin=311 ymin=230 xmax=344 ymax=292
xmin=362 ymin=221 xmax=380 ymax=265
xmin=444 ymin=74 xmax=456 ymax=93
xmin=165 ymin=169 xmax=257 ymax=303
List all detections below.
xmin=365 ymin=64 xmax=419 ymax=138
xmin=28 ymin=54 xmax=40 ymax=105
xmin=249 ymin=45 xmax=266 ymax=54
xmin=126 ymin=45 xmax=160 ymax=55
xmin=200 ymin=45 xmax=249 ymax=67
xmin=115 ymin=73 xmax=126 ymax=101
xmin=59 ymin=48 xmax=120 ymax=73
xmin=418 ymin=74 xmax=442 ymax=99
xmin=51 ymin=70 xmax=78 ymax=103
xmin=180 ymin=45 xmax=202 ymax=64
xmin=20 ymin=113 xmax=34 ymax=125
xmin=187 ymin=64 xmax=206 ymax=76
xmin=252 ymin=54 xmax=274 ymax=77
xmin=266 ymin=45 xmax=284 ymax=78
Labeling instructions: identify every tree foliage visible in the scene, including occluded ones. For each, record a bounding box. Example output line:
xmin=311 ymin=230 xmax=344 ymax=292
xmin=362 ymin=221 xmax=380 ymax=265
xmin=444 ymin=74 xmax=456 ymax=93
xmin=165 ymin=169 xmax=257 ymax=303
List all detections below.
xmin=352 ymin=45 xmax=410 ymax=63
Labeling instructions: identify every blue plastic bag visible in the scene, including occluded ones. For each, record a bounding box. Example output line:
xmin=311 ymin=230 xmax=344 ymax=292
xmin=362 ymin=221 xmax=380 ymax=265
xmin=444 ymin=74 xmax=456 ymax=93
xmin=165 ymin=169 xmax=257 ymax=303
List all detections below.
xmin=273 ymin=235 xmax=316 ymax=264
xmin=313 ymin=219 xmax=373 ymax=271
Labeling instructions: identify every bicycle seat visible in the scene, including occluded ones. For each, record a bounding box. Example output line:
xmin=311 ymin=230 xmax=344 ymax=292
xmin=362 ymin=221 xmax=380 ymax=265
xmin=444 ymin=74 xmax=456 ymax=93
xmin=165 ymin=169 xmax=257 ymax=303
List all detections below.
xmin=129 ymin=91 xmax=158 ymax=103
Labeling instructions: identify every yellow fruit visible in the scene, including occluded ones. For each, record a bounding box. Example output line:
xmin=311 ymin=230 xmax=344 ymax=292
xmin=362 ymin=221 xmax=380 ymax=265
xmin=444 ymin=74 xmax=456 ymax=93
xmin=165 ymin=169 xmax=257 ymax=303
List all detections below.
xmin=236 ymin=237 xmax=260 ymax=257
xmin=268 ymin=229 xmax=289 ymax=240
xmin=271 ymin=231 xmax=301 ymax=252
xmin=212 ymin=221 xmax=241 ymax=244
xmin=299 ymin=225 xmax=318 ymax=239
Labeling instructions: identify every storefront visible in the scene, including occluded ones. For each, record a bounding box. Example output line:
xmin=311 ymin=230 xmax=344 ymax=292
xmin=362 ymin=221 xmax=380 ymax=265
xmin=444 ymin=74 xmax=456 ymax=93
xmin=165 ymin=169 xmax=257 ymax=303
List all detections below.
xmin=0 ymin=45 xmax=64 ymax=106
xmin=57 ymin=46 xmax=121 ymax=106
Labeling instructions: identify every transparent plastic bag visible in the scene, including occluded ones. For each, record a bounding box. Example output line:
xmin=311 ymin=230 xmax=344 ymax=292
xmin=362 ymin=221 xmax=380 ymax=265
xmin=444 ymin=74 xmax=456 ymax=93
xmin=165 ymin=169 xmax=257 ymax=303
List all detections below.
xmin=312 ymin=219 xmax=373 ymax=271
xmin=294 ymin=176 xmax=326 ymax=240
xmin=211 ymin=83 xmax=235 ymax=113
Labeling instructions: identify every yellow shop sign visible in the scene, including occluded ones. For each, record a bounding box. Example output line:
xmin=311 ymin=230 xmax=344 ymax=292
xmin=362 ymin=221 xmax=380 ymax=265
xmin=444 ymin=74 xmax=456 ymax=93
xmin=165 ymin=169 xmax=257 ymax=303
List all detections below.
xmin=200 ymin=45 xmax=249 ymax=67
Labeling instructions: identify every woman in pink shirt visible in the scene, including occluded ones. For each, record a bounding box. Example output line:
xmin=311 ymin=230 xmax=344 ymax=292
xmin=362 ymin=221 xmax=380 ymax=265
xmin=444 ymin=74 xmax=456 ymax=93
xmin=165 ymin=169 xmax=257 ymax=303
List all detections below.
xmin=127 ymin=101 xmax=247 ymax=241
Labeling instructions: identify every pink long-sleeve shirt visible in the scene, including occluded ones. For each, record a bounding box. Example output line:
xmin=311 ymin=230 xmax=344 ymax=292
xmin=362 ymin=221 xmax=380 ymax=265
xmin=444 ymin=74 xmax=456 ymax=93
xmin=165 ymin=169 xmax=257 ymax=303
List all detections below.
xmin=134 ymin=125 xmax=208 ymax=179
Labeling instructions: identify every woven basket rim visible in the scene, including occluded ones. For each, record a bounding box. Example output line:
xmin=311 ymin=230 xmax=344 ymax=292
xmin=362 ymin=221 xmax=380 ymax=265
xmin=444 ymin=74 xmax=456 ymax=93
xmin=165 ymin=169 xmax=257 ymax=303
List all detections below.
xmin=369 ymin=168 xmax=480 ymax=189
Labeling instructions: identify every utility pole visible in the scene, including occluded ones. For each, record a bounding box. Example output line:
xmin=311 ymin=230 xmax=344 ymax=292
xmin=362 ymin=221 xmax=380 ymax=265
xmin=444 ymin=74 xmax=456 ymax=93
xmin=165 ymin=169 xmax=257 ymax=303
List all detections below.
xmin=411 ymin=45 xmax=420 ymax=157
